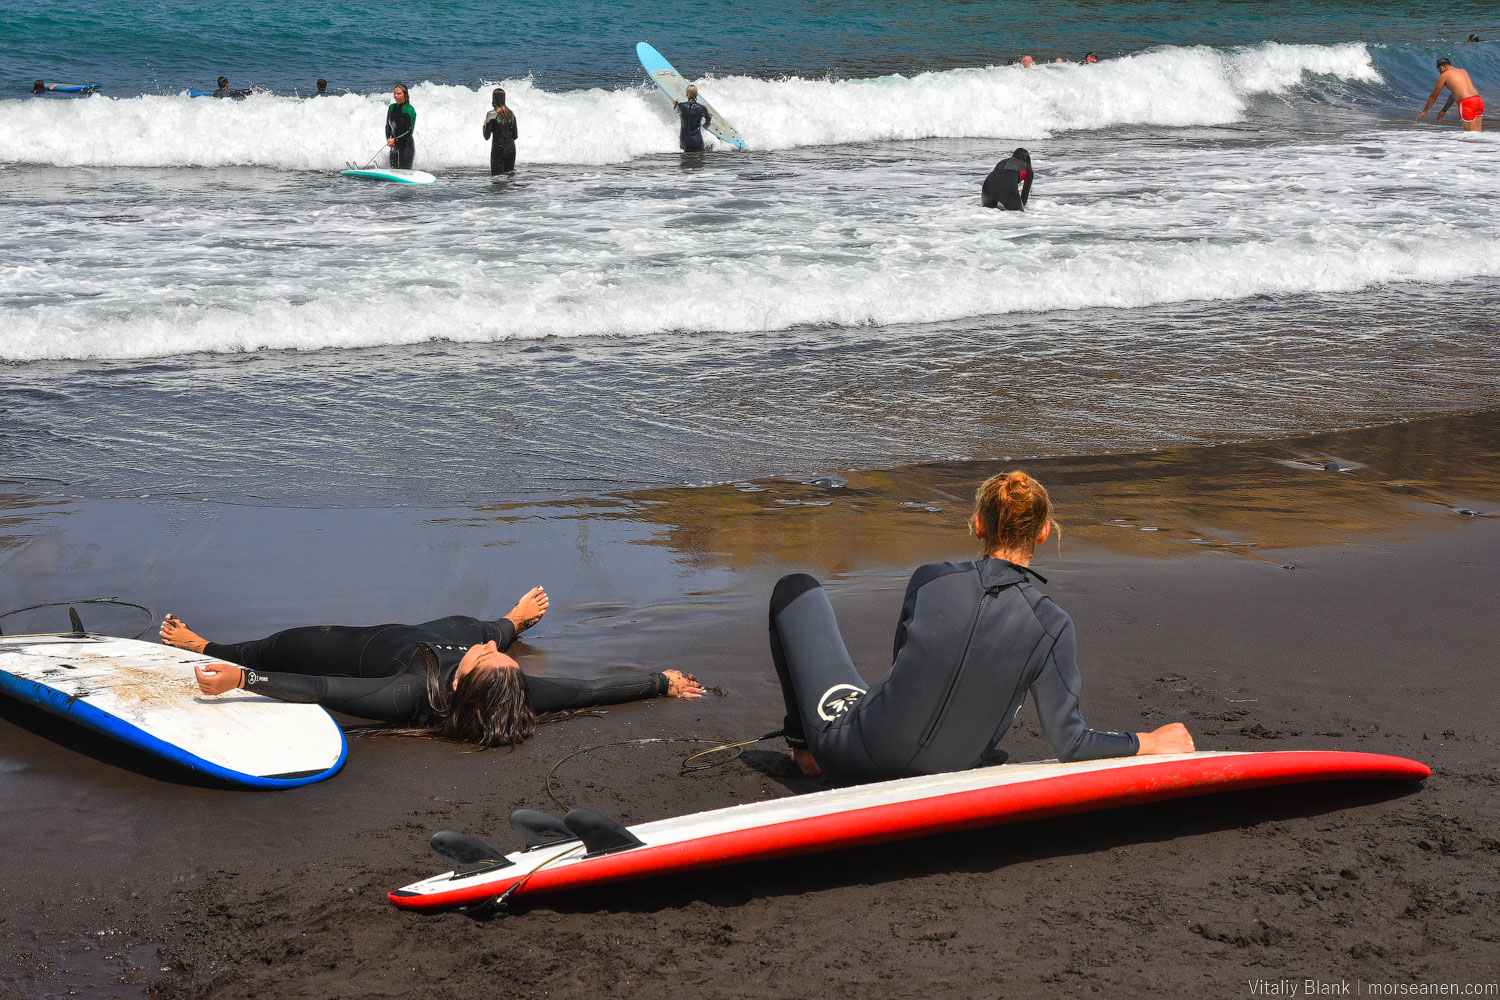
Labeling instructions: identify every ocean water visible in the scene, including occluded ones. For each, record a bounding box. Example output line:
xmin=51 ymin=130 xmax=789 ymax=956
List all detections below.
xmin=2 ymin=1 xmax=1498 ymax=501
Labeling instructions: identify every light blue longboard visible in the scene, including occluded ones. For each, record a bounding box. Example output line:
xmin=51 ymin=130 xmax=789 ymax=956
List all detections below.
xmin=0 ymin=633 xmax=347 ymax=789
xmin=340 ymin=168 xmax=438 ymax=185
xmin=43 ymin=83 xmax=100 ymax=94
xmin=636 ymin=42 xmax=747 ymax=150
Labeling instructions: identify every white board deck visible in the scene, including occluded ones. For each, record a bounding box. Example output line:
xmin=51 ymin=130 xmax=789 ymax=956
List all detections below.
xmin=0 ymin=634 xmax=346 ymax=787
xmin=390 ymin=749 xmax=1428 ymax=910
xmin=340 ymin=168 xmax=437 ymax=185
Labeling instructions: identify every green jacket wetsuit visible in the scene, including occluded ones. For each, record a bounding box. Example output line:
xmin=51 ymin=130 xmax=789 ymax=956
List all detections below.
xmin=386 ymin=100 xmax=417 ymax=169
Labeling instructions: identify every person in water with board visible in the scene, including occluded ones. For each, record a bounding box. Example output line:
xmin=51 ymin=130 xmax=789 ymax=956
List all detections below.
xmin=386 ymin=83 xmax=417 ymax=168
xmin=482 ymin=87 xmax=519 ymax=175
xmin=160 ymin=586 xmax=704 ymax=747
xmin=674 ymin=84 xmax=713 ymax=151
xmin=212 ymin=76 xmax=258 ymax=99
xmin=982 ymin=147 xmax=1033 ymax=210
xmin=1418 ymin=57 xmax=1484 ymax=132
xmin=768 ymin=471 xmax=1194 ymax=781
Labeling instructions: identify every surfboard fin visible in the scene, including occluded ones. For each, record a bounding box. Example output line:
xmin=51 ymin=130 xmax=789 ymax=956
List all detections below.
xmin=430 ymin=831 xmax=514 ymax=880
xmin=68 ymin=607 xmax=85 ymax=636
xmin=510 ymin=809 xmax=578 ymax=850
xmin=563 ymin=809 xmax=644 ymax=858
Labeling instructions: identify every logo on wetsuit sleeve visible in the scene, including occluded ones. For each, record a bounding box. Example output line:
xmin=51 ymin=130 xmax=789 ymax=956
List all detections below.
xmin=816 ymin=684 xmax=866 ymax=721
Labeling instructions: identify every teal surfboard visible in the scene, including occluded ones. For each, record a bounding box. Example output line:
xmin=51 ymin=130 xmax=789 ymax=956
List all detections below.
xmin=340 ymin=168 xmax=437 ymax=185
xmin=636 ymin=42 xmax=747 ymax=150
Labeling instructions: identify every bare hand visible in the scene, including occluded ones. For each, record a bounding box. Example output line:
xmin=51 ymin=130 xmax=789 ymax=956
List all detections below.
xmin=663 ymin=669 xmax=704 ymax=699
xmin=1135 ymin=722 xmax=1194 ymax=755
xmin=195 ymin=662 xmax=243 ymax=696
xmin=386 ymin=138 xmax=395 ymax=146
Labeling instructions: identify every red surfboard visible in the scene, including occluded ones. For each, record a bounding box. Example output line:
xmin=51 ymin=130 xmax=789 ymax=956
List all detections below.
xmin=389 ymin=750 xmax=1428 ymax=912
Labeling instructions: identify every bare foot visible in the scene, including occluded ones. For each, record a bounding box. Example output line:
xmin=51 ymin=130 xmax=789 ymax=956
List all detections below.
xmin=504 ymin=586 xmax=549 ymax=634
xmin=160 ymin=614 xmax=209 ymax=654
xmin=790 ymin=748 xmax=822 ymax=777
xmin=662 ymin=669 xmax=705 ymax=699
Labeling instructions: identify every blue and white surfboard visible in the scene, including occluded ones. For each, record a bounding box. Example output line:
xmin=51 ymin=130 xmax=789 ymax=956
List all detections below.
xmin=636 ymin=42 xmax=747 ymax=150
xmin=0 ymin=634 xmax=347 ymax=789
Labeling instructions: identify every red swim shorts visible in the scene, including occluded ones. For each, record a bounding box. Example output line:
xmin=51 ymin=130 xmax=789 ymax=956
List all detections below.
xmin=1459 ymin=94 xmax=1484 ymax=122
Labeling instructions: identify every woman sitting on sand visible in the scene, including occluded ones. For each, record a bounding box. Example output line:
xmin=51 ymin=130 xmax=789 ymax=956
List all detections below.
xmin=768 ymin=472 xmax=1194 ymax=781
xmin=161 ymin=587 xmax=703 ymax=747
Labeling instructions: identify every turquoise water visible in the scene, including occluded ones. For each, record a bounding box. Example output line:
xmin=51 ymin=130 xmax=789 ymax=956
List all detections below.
xmin=2 ymin=0 xmax=1497 ymax=499
xmin=7 ymin=0 xmax=1496 ymax=94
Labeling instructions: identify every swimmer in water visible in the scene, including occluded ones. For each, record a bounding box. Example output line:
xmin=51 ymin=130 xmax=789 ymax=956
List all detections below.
xmin=1419 ymin=57 xmax=1484 ymax=132
xmin=482 ymin=87 xmax=519 ymax=174
xmin=767 ymin=472 xmax=1194 ymax=781
xmin=386 ymin=82 xmax=417 ymax=168
xmin=673 ymin=84 xmax=713 ymax=151
xmin=213 ymin=75 xmax=256 ymax=98
xmin=315 ymin=78 xmax=328 ymax=95
xmin=160 ymin=586 xmax=704 ymax=748
xmin=981 ymin=147 xmax=1033 ymax=210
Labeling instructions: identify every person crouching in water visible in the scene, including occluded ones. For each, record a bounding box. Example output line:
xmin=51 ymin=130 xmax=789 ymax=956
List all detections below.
xmin=483 ymin=88 xmax=519 ymax=174
xmin=982 ymin=147 xmax=1033 ymax=210
xmin=767 ymin=471 xmax=1194 ymax=782
xmin=675 ymin=84 xmax=713 ymax=151
xmin=386 ymin=82 xmax=417 ymax=169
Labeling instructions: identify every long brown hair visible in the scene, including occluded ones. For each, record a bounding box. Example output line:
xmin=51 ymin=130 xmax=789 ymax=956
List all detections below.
xmin=376 ymin=647 xmax=541 ymax=747
xmin=972 ymin=470 xmax=1058 ymax=558
xmin=492 ymin=88 xmax=514 ymax=124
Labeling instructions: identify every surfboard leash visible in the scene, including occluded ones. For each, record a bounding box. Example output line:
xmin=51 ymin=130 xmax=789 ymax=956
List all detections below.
xmin=544 ymin=731 xmax=786 ymax=811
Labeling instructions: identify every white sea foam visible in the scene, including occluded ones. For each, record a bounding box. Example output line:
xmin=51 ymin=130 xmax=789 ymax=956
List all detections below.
xmin=5 ymin=119 xmax=1497 ymax=363
xmin=5 ymin=42 xmax=1382 ymax=169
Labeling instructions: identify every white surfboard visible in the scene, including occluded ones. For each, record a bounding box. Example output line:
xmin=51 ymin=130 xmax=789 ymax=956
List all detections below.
xmin=390 ymin=749 xmax=1428 ymax=911
xmin=340 ymin=168 xmax=437 ymax=185
xmin=0 ymin=634 xmax=347 ymax=788
xmin=636 ymin=42 xmax=748 ymax=150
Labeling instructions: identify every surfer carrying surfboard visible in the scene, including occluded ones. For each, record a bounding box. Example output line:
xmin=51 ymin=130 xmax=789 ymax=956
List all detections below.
xmin=386 ymin=83 xmax=417 ymax=168
xmin=158 ymin=587 xmax=704 ymax=748
xmin=674 ymin=85 xmax=713 ymax=151
xmin=768 ymin=472 xmax=1194 ymax=781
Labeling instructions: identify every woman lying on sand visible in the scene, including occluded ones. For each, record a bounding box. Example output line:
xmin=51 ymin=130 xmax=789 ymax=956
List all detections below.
xmin=769 ymin=471 xmax=1194 ymax=781
xmin=160 ymin=587 xmax=703 ymax=747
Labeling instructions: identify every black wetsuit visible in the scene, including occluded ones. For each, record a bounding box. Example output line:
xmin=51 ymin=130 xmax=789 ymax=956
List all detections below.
xmin=483 ymin=109 xmax=519 ymax=175
xmin=386 ymin=100 xmax=417 ymax=169
xmin=769 ymin=560 xmax=1138 ymax=783
xmin=206 ymin=615 xmax=669 ymax=721
xmin=213 ymin=87 xmax=253 ymax=99
xmin=982 ymin=156 xmax=1032 ymax=210
xmin=676 ymin=99 xmax=711 ymax=151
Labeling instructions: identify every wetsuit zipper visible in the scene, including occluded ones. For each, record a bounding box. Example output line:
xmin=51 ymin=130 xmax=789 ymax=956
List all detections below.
xmin=918 ymin=583 xmax=1004 ymax=748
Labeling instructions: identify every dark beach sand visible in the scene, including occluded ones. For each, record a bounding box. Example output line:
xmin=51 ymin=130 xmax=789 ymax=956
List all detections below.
xmin=1 ymin=410 xmax=1497 ymax=998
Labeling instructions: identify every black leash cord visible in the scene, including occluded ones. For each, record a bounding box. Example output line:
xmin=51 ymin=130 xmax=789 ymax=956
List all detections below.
xmin=545 ymin=731 xmax=785 ymax=811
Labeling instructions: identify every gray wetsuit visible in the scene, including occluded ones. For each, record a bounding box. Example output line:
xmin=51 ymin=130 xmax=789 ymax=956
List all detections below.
xmin=769 ymin=559 xmax=1138 ymax=783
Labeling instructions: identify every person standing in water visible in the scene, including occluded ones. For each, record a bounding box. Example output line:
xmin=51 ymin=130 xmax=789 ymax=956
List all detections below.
xmin=981 ymin=147 xmax=1033 ymax=210
xmin=386 ymin=83 xmax=417 ymax=168
xmin=482 ymin=87 xmax=519 ymax=174
xmin=674 ymin=84 xmax=713 ymax=151
xmin=1419 ymin=57 xmax=1483 ymax=132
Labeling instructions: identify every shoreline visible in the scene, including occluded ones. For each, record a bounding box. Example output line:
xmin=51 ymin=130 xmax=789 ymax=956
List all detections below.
xmin=1 ymin=409 xmax=1497 ymax=997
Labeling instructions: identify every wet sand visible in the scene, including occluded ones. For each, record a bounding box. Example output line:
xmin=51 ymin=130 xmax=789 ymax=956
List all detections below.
xmin=1 ymin=410 xmax=1498 ymax=998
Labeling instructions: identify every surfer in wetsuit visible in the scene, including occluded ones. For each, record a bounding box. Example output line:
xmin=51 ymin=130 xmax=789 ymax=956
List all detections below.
xmin=767 ymin=471 xmax=1194 ymax=782
xmin=386 ymin=83 xmax=417 ymax=168
xmin=160 ymin=586 xmax=704 ymax=748
xmin=982 ymin=147 xmax=1033 ymax=210
xmin=482 ymin=87 xmax=519 ymax=175
xmin=674 ymin=84 xmax=712 ymax=151
xmin=213 ymin=76 xmax=255 ymax=99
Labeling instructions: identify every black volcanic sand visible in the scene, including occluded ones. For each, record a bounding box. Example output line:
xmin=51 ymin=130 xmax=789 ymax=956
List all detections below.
xmin=1 ymin=410 xmax=1498 ymax=998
